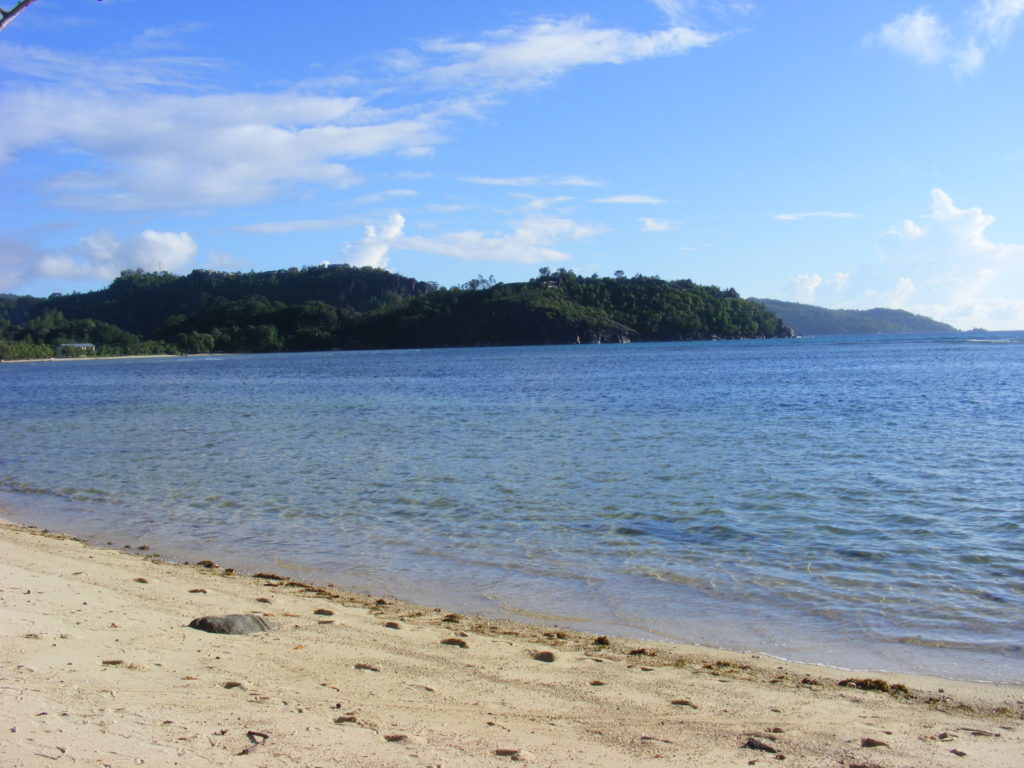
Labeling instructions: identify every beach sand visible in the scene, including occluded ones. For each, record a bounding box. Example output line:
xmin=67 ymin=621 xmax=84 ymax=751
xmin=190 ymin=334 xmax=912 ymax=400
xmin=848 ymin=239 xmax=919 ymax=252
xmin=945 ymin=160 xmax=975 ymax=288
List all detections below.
xmin=2 ymin=519 xmax=1021 ymax=767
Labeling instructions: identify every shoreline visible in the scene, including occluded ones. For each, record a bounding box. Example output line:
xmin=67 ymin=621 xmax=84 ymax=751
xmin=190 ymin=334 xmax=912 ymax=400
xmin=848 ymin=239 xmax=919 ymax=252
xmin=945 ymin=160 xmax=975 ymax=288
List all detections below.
xmin=4 ymin=497 xmax=1016 ymax=687
xmin=2 ymin=518 xmax=1021 ymax=766
xmin=0 ymin=353 xmax=181 ymax=364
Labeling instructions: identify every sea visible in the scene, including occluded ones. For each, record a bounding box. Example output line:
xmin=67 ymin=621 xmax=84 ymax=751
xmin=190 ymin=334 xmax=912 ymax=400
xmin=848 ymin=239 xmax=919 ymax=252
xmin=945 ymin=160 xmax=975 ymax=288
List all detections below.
xmin=1 ymin=332 xmax=1022 ymax=683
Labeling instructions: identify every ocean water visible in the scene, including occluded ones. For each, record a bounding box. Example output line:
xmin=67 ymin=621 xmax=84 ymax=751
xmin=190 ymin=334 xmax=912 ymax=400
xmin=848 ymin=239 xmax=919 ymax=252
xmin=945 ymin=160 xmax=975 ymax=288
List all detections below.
xmin=2 ymin=333 xmax=1022 ymax=682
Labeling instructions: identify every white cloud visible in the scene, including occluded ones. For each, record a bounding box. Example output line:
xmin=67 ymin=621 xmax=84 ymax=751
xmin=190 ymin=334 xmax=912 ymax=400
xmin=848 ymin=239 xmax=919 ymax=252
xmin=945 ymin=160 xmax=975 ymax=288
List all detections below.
xmin=553 ymin=175 xmax=603 ymax=187
xmin=791 ymin=272 xmax=824 ymax=303
xmin=0 ymin=14 xmax=716 ymax=220
xmin=342 ymin=213 xmax=406 ymax=269
xmin=396 ymin=213 xmax=601 ymax=264
xmin=789 ymin=272 xmax=855 ymax=304
xmin=926 ymin=187 xmax=1021 ymax=259
xmin=521 ymin=196 xmax=574 ymax=211
xmin=871 ymin=1 xmax=1024 ymax=73
xmin=416 ymin=16 xmax=717 ymax=93
xmin=357 ymin=188 xmax=419 ymax=204
xmin=130 ymin=23 xmax=207 ymax=52
xmin=399 ymin=145 xmax=435 ymax=157
xmin=870 ymin=189 xmax=1024 ymax=328
xmin=774 ymin=211 xmax=859 ymax=221
xmin=461 ymin=174 xmax=602 ymax=188
xmin=874 ymin=9 xmax=951 ymax=65
xmin=651 ymin=0 xmax=687 ymax=25
xmin=889 ymin=219 xmax=926 ymax=239
xmin=889 ymin=276 xmax=917 ymax=306
xmin=796 ymin=190 xmax=1024 ymax=329
xmin=461 ymin=176 xmax=542 ymax=186
xmin=0 ymin=41 xmax=221 ymax=90
xmin=640 ymin=217 xmax=677 ymax=231
xmin=0 ymin=89 xmax=441 ymax=209
xmin=594 ymin=194 xmax=667 ymax=204
xmin=423 ymin=203 xmax=471 ymax=213
xmin=0 ymin=229 xmax=199 ymax=290
xmin=237 ymin=219 xmax=352 ymax=234
xmin=650 ymin=0 xmax=754 ymax=24
xmin=971 ymin=0 xmax=1024 ymax=43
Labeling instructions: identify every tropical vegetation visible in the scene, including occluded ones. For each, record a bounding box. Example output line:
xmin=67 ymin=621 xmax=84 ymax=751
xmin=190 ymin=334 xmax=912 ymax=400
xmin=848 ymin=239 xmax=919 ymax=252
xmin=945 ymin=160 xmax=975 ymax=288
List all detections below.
xmin=1 ymin=265 xmax=792 ymax=359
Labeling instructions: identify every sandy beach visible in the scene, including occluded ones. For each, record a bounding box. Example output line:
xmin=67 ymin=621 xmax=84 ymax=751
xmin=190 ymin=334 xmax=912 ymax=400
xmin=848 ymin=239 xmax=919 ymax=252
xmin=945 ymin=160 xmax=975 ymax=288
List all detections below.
xmin=1 ymin=519 xmax=1021 ymax=767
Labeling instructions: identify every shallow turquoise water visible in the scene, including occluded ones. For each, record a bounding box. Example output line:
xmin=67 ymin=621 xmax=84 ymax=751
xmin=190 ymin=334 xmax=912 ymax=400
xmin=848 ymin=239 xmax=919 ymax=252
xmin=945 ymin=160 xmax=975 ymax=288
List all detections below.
xmin=2 ymin=333 xmax=1022 ymax=681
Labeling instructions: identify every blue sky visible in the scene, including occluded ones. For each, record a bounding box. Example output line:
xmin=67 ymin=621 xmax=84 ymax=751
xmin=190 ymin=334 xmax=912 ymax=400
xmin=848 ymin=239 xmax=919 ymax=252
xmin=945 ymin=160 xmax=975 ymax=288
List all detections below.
xmin=1 ymin=0 xmax=1022 ymax=329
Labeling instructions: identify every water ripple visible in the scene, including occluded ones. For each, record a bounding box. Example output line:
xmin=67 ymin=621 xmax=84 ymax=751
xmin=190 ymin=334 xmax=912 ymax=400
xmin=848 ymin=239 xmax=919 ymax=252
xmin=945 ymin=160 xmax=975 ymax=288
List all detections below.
xmin=1 ymin=333 xmax=1022 ymax=681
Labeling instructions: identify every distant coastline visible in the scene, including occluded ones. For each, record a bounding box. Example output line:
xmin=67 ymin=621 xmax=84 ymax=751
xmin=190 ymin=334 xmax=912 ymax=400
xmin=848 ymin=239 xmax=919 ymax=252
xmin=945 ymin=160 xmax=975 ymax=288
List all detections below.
xmin=751 ymin=298 xmax=956 ymax=336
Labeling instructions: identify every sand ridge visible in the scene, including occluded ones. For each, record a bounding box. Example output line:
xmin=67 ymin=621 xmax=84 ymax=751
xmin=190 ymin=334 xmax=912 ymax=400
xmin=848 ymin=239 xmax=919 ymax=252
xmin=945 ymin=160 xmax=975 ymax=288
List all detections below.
xmin=1 ymin=520 xmax=1021 ymax=767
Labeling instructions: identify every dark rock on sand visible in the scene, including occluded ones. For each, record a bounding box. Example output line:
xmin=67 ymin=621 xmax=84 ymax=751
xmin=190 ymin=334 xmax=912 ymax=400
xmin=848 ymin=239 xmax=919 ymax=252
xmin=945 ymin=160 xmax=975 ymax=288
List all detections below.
xmin=743 ymin=737 xmax=778 ymax=753
xmin=188 ymin=614 xmax=276 ymax=634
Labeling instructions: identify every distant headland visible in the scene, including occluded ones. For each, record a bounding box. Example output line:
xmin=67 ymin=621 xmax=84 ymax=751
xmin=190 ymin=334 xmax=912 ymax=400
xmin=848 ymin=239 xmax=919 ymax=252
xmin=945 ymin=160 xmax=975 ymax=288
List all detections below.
xmin=751 ymin=298 xmax=956 ymax=336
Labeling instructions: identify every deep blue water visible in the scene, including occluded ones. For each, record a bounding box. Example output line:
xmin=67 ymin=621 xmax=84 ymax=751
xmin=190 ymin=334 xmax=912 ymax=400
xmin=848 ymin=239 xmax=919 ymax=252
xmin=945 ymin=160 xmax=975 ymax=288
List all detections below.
xmin=2 ymin=333 xmax=1022 ymax=682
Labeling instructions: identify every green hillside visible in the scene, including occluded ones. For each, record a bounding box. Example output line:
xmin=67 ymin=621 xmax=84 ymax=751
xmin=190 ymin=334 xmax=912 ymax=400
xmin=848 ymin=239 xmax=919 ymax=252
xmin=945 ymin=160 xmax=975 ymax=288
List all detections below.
xmin=751 ymin=299 xmax=955 ymax=336
xmin=1 ymin=267 xmax=792 ymax=359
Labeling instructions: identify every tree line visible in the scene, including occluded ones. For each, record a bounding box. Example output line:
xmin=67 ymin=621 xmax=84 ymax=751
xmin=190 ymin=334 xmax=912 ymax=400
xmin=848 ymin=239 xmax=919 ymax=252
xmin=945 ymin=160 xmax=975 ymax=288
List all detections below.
xmin=1 ymin=265 xmax=792 ymax=359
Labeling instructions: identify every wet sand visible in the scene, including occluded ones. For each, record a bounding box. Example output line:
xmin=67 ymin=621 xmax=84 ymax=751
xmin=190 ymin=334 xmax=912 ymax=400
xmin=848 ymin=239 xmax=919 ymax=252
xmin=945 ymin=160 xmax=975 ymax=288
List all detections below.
xmin=2 ymin=519 xmax=1021 ymax=767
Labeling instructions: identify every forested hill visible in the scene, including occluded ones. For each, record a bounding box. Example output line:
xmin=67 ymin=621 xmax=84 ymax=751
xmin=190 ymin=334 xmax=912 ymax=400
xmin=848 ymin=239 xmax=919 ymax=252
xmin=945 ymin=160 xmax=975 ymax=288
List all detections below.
xmin=1 ymin=266 xmax=792 ymax=359
xmin=752 ymin=298 xmax=955 ymax=336
xmin=13 ymin=265 xmax=434 ymax=337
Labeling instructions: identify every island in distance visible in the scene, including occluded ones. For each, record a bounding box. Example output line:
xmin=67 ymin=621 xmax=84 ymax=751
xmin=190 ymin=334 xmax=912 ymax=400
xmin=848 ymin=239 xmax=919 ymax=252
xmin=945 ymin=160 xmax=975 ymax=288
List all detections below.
xmin=2 ymin=265 xmax=955 ymax=360
xmin=2 ymin=266 xmax=792 ymax=358
xmin=751 ymin=298 xmax=956 ymax=337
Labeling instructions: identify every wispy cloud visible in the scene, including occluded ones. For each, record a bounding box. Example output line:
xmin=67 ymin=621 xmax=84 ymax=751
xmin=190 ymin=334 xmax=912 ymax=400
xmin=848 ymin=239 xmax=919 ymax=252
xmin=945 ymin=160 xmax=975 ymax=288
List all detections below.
xmin=0 ymin=41 xmax=221 ymax=90
xmin=0 ymin=89 xmax=441 ymax=208
xmin=773 ymin=211 xmax=858 ymax=221
xmin=423 ymin=203 xmax=471 ymax=213
xmin=414 ymin=16 xmax=717 ymax=93
xmin=553 ymin=175 xmax=603 ymax=187
xmin=461 ymin=174 xmax=602 ymax=188
xmin=357 ymin=188 xmax=419 ymax=204
xmin=0 ymin=13 xmax=715 ymax=217
xmin=130 ymin=23 xmax=207 ymax=52
xmin=869 ymin=1 xmax=1024 ymax=73
xmin=640 ymin=217 xmax=677 ymax=231
xmin=394 ymin=213 xmax=603 ymax=264
xmin=460 ymin=176 xmax=542 ymax=186
xmin=237 ymin=219 xmax=353 ymax=235
xmin=594 ymin=194 xmax=667 ymax=204
xmin=649 ymin=0 xmax=755 ymax=25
